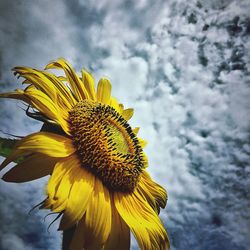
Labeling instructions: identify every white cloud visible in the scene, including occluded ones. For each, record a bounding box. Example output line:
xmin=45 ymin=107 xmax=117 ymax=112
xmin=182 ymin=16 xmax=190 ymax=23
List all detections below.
xmin=1 ymin=234 xmax=33 ymax=250
xmin=95 ymin=56 xmax=149 ymax=103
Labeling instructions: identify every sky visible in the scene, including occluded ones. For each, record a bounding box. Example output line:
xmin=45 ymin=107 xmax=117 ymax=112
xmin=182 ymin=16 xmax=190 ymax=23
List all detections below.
xmin=0 ymin=0 xmax=250 ymax=249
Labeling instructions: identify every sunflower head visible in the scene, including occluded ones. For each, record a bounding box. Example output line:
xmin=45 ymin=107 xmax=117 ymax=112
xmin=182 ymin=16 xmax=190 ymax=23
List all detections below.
xmin=0 ymin=58 xmax=169 ymax=250
xmin=69 ymin=99 xmax=144 ymax=192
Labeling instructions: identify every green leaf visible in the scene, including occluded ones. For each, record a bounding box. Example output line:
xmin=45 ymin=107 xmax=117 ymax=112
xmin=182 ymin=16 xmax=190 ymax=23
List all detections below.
xmin=0 ymin=137 xmax=19 ymax=159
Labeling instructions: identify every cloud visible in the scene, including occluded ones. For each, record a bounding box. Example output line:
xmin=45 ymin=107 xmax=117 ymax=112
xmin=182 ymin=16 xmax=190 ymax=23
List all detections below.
xmin=1 ymin=234 xmax=33 ymax=250
xmin=0 ymin=0 xmax=81 ymax=84
xmin=0 ymin=171 xmax=61 ymax=250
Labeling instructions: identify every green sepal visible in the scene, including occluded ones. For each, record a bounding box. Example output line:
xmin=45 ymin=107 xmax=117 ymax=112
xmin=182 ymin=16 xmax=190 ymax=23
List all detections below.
xmin=0 ymin=137 xmax=20 ymax=161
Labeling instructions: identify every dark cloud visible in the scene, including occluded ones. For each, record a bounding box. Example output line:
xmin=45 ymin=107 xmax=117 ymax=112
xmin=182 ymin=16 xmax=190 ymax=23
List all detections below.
xmin=0 ymin=179 xmax=60 ymax=250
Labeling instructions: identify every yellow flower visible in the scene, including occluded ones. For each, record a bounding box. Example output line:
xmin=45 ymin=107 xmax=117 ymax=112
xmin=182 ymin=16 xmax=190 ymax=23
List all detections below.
xmin=0 ymin=58 xmax=170 ymax=250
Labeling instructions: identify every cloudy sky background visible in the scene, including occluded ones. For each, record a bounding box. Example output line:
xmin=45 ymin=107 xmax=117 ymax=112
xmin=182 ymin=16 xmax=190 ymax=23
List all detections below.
xmin=0 ymin=0 xmax=249 ymax=249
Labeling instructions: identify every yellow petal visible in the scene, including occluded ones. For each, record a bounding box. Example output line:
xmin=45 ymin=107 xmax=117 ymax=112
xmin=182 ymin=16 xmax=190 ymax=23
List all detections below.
xmin=84 ymin=177 xmax=112 ymax=248
xmin=17 ymin=132 xmax=74 ymax=157
xmin=13 ymin=67 xmax=75 ymax=127
xmin=0 ymin=89 xmax=30 ymax=103
xmin=82 ymin=70 xmax=96 ymax=101
xmin=138 ymin=171 xmax=167 ymax=213
xmin=2 ymin=154 xmax=57 ymax=183
xmin=110 ymin=97 xmax=121 ymax=113
xmin=133 ymin=127 xmax=140 ymax=135
xmin=14 ymin=67 xmax=58 ymax=104
xmin=96 ymin=78 xmax=111 ymax=105
xmin=104 ymin=196 xmax=130 ymax=250
xmin=24 ymin=86 xmax=70 ymax=133
xmin=119 ymin=103 xmax=124 ymax=112
xmin=47 ymin=156 xmax=76 ymax=203
xmin=44 ymin=71 xmax=76 ymax=107
xmin=59 ymin=165 xmax=95 ymax=230
xmin=142 ymin=152 xmax=149 ymax=168
xmin=49 ymin=155 xmax=81 ymax=212
xmin=46 ymin=58 xmax=89 ymax=101
xmin=114 ymin=190 xmax=170 ymax=250
xmin=57 ymin=76 xmax=67 ymax=82
xmin=0 ymin=85 xmax=69 ymax=134
xmin=122 ymin=108 xmax=134 ymax=121
xmin=139 ymin=138 xmax=147 ymax=148
xmin=25 ymin=86 xmax=60 ymax=116
xmin=0 ymin=132 xmax=75 ymax=172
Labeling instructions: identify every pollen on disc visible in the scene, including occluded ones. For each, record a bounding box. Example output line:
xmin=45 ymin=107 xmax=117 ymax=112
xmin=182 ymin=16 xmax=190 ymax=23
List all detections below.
xmin=69 ymin=100 xmax=145 ymax=192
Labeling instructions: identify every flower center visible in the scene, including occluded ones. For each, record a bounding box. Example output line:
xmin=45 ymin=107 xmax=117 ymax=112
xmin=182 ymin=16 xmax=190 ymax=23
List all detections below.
xmin=69 ymin=100 xmax=144 ymax=192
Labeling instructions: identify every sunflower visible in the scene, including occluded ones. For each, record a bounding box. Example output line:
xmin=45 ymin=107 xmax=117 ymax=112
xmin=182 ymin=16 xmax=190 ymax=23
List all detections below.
xmin=0 ymin=58 xmax=170 ymax=250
